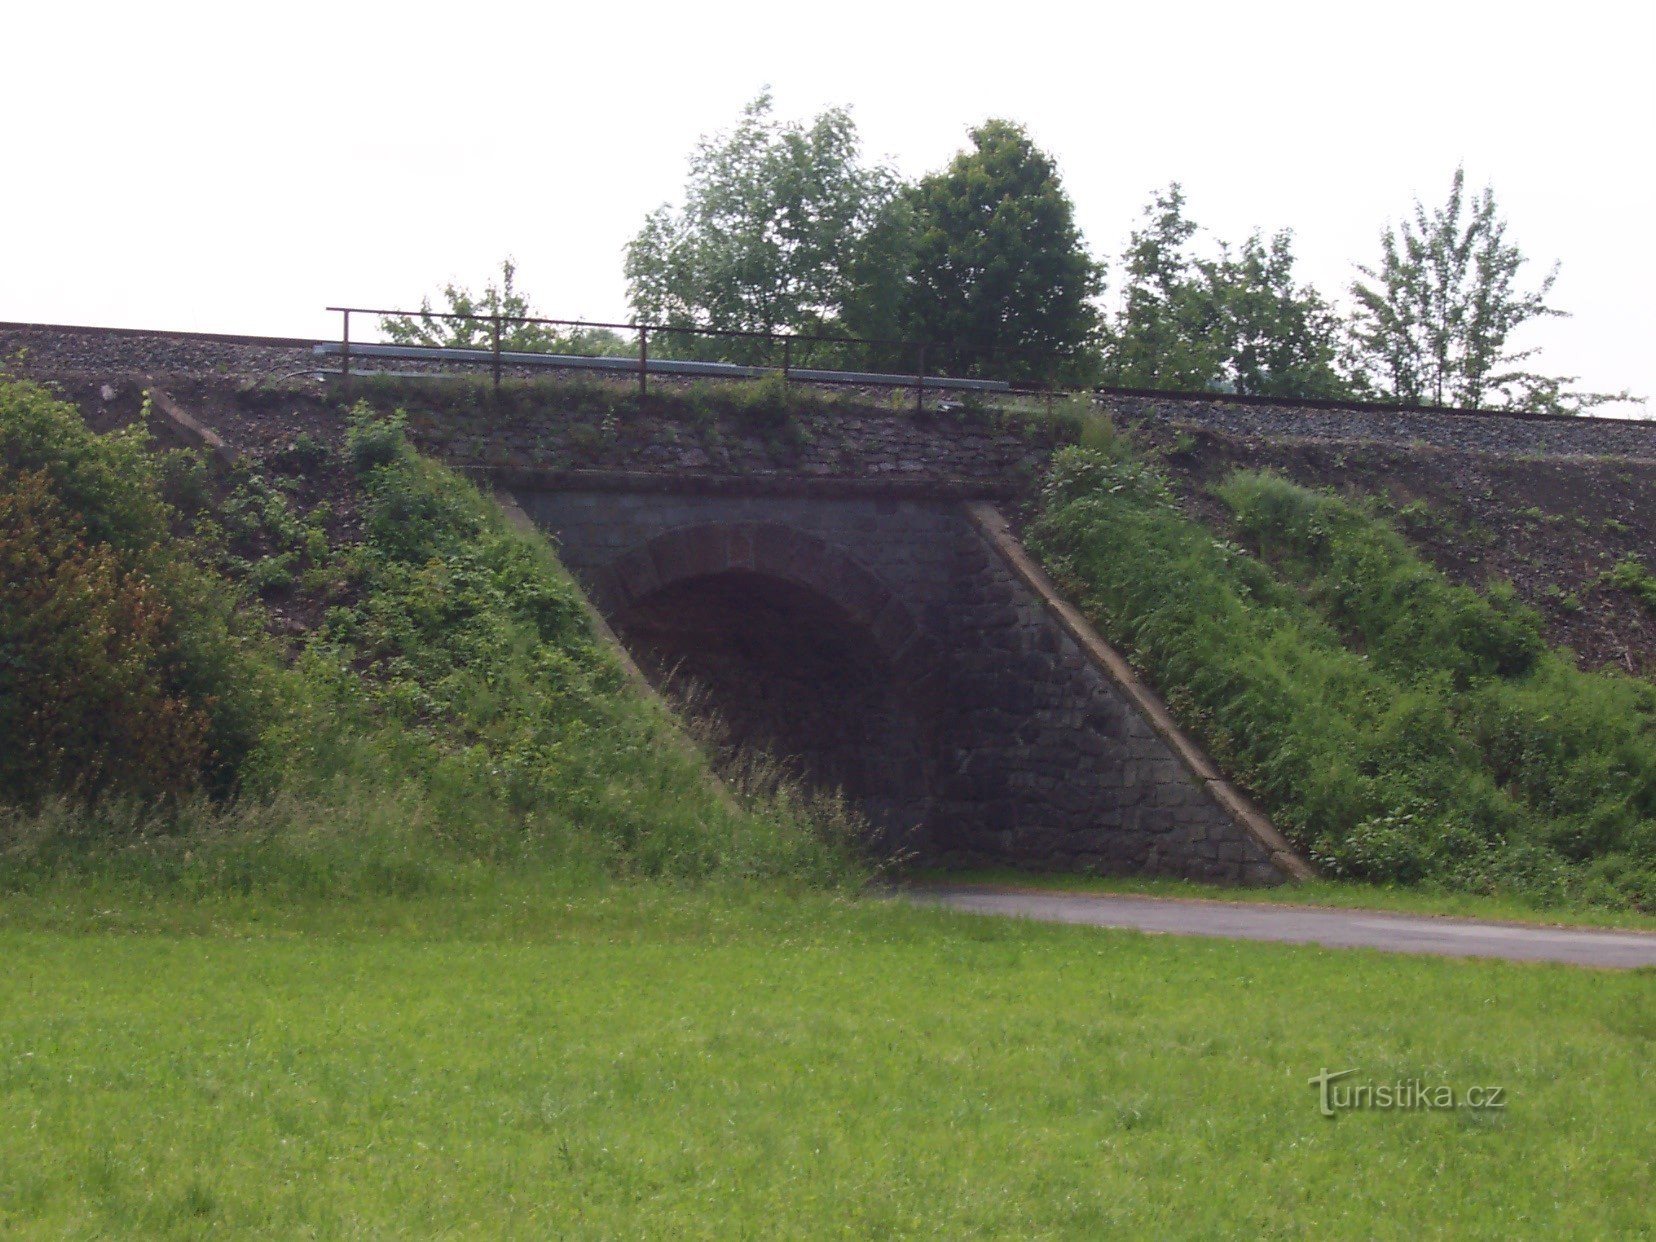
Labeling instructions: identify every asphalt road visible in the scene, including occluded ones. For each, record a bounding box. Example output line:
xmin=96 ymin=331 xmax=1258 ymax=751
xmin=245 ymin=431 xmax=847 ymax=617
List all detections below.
xmin=908 ymin=886 xmax=1656 ymax=969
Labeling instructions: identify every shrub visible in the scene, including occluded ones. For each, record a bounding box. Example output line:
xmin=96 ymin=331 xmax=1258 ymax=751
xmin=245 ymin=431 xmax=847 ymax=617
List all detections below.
xmin=0 ymin=379 xmax=171 ymax=549
xmin=155 ymin=448 xmax=211 ymax=514
xmin=0 ymin=466 xmax=210 ymax=803
xmin=0 ymin=379 xmax=290 ymax=801
xmin=347 ymin=404 xmax=410 ymax=472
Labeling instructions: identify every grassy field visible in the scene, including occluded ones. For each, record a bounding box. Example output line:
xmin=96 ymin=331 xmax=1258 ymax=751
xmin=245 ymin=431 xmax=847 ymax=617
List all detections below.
xmin=2 ymin=881 xmax=1651 ymax=1238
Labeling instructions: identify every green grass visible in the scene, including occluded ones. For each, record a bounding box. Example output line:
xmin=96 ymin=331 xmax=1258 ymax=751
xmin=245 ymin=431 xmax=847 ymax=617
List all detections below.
xmin=1028 ymin=440 xmax=1656 ymax=910
xmin=1 ymin=882 xmax=1651 ymax=1238
xmin=914 ymin=869 xmax=1656 ymax=932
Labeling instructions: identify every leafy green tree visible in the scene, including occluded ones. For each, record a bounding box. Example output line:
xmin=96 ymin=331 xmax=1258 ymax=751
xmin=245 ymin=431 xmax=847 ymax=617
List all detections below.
xmin=898 ymin=120 xmax=1103 ymax=383
xmin=624 ymin=92 xmax=899 ymax=363
xmin=1102 ymin=184 xmax=1214 ymax=390
xmin=1349 ymin=168 xmax=1637 ymax=413
xmin=1213 ymin=234 xmax=1354 ymax=399
xmin=1104 ymin=185 xmax=1351 ymax=398
xmin=382 ymin=259 xmax=629 ymax=356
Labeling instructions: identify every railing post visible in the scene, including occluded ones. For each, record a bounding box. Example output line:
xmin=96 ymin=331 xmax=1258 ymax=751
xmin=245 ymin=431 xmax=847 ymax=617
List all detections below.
xmin=491 ymin=314 xmax=502 ymax=395
xmin=638 ymin=326 xmax=649 ymax=398
xmin=341 ymin=308 xmax=351 ymax=395
xmin=782 ymin=335 xmax=791 ymax=387
xmin=915 ymin=343 xmax=926 ymax=415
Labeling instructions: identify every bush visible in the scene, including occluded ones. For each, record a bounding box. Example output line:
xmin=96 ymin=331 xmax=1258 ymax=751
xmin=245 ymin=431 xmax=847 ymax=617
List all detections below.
xmin=0 ymin=379 xmax=284 ymax=802
xmin=0 ymin=467 xmax=210 ymax=803
xmin=347 ymin=404 xmax=409 ymax=472
xmin=2 ymin=382 xmax=861 ymax=894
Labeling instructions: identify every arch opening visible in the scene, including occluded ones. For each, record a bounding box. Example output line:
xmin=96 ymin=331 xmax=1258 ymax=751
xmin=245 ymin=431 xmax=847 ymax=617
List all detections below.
xmin=613 ymin=569 xmax=933 ymax=846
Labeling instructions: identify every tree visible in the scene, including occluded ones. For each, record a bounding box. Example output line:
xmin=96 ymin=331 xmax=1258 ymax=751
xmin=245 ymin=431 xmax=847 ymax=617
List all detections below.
xmin=1104 ymin=184 xmax=1351 ymax=398
xmin=898 ymin=120 xmax=1103 ymax=383
xmin=1105 ymin=183 xmax=1208 ymax=389
xmin=1349 ymin=168 xmax=1635 ymax=413
xmin=624 ymin=92 xmax=899 ymax=362
xmin=381 ymin=259 xmax=629 ymax=357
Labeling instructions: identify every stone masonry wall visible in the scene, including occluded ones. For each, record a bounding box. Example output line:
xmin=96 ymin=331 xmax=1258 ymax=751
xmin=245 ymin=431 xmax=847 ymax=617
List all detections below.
xmin=935 ymin=516 xmax=1286 ymax=884
xmin=516 ymin=485 xmax=1296 ymax=884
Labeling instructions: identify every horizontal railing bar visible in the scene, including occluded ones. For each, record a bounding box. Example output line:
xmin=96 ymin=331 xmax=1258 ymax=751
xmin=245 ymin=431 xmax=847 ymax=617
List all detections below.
xmin=312 ymin=342 xmax=1009 ymax=390
xmin=326 ymin=306 xmax=909 ymax=349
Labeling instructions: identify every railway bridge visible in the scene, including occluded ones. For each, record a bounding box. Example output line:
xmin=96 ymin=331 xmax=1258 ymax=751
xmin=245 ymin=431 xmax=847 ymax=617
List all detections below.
xmin=501 ymin=470 xmax=1303 ymax=884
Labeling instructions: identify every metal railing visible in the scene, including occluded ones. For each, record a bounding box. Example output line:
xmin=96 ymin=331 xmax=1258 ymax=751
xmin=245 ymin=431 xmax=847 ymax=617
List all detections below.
xmin=322 ymin=306 xmax=1070 ymax=410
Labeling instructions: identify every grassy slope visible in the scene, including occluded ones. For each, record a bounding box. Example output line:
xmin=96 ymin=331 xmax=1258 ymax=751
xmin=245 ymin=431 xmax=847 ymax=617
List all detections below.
xmin=1027 ymin=434 xmax=1656 ymax=911
xmin=2 ymin=885 xmax=1652 ymax=1239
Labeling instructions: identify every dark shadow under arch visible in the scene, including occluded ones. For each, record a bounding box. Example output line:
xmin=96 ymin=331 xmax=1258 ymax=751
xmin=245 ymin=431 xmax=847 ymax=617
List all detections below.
xmin=601 ymin=524 xmax=940 ymax=848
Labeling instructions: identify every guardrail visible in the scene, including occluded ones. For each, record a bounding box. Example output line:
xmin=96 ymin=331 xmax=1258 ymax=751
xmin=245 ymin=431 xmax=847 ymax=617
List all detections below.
xmin=325 ymin=306 xmax=1033 ymax=410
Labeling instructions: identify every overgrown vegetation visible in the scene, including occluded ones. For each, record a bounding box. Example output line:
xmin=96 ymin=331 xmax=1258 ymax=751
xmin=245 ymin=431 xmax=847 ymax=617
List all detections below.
xmin=1030 ymin=431 xmax=1656 ymax=908
xmin=0 ymin=378 xmax=860 ymax=895
xmin=0 ymin=381 xmax=278 ymax=804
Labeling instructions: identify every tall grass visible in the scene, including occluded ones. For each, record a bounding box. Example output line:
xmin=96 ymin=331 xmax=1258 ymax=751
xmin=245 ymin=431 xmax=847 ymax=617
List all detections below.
xmin=1029 ymin=440 xmax=1656 ymax=908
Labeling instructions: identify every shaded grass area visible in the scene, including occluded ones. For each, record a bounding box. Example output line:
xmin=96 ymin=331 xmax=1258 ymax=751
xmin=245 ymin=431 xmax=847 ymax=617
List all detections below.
xmin=915 ymin=869 xmax=1656 ymax=932
xmin=1028 ymin=435 xmax=1656 ymax=910
xmin=1 ymin=883 xmax=1651 ymax=1238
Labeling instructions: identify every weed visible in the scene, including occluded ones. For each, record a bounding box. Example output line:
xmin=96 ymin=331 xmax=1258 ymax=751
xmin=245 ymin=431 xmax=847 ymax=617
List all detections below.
xmin=1541 ymin=584 xmax=1583 ymax=613
xmin=1600 ymin=554 xmax=1656 ymax=616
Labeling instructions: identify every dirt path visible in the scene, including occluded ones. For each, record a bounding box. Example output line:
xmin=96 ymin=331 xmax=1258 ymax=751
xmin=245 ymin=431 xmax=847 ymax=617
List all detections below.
xmin=907 ymin=886 xmax=1656 ymax=968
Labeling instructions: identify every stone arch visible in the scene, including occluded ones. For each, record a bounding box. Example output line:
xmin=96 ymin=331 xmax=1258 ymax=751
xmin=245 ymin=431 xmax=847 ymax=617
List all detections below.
xmin=593 ymin=522 xmax=941 ymax=849
xmin=595 ymin=521 xmax=939 ymax=680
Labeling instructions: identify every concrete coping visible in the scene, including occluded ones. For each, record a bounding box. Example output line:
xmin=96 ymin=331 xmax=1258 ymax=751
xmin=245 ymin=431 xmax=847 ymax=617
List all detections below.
xmin=147 ymin=389 xmax=239 ymax=465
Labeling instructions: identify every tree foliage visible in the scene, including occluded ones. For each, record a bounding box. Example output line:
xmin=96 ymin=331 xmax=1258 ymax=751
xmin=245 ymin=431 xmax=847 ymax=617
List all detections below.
xmin=1104 ymin=185 xmax=1351 ymax=398
xmin=624 ymin=93 xmax=900 ymax=361
xmin=381 ymin=259 xmax=629 ymax=357
xmin=1348 ymin=168 xmax=1634 ymax=413
xmin=898 ymin=120 xmax=1103 ymax=383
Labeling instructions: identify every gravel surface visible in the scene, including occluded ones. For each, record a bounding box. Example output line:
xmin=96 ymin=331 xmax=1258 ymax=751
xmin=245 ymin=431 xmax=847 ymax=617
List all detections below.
xmin=0 ymin=323 xmax=319 ymax=383
xmin=1105 ymin=393 xmax=1656 ymax=461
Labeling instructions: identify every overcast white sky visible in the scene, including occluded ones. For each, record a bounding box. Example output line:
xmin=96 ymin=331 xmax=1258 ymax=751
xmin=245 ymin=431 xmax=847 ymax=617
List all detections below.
xmin=4 ymin=1 xmax=1651 ymax=407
